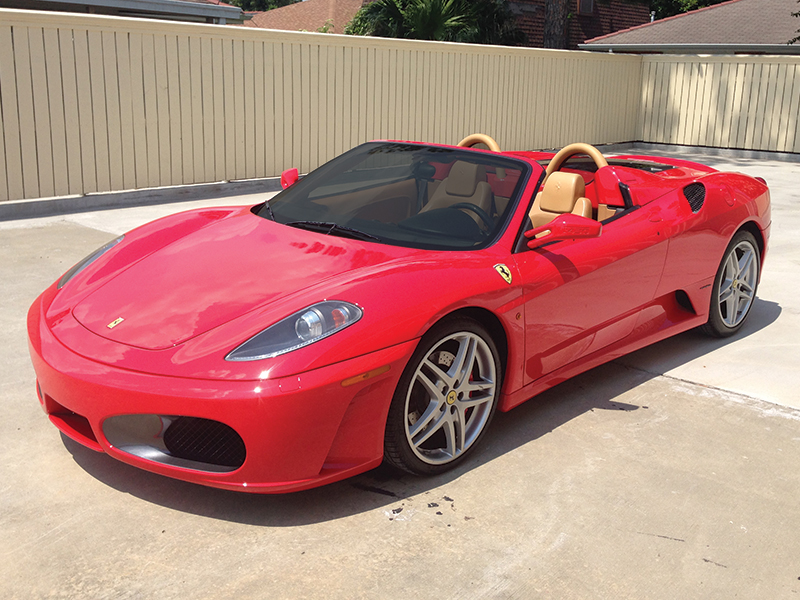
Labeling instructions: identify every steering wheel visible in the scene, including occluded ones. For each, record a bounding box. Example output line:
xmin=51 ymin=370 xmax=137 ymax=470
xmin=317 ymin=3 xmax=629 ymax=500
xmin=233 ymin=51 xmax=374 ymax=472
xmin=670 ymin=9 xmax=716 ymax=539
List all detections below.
xmin=545 ymin=143 xmax=609 ymax=179
xmin=457 ymin=133 xmax=501 ymax=152
xmin=448 ymin=202 xmax=494 ymax=232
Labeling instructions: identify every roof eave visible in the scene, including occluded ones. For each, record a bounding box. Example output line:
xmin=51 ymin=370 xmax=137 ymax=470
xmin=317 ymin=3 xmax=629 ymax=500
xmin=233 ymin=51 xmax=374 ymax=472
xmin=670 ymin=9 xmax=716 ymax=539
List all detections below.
xmin=40 ymin=0 xmax=242 ymax=20
xmin=578 ymin=43 xmax=800 ymax=56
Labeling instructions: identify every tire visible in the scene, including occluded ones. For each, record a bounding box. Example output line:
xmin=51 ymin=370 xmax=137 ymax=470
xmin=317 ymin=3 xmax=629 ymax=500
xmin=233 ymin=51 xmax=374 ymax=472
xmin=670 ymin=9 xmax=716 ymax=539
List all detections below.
xmin=701 ymin=230 xmax=760 ymax=338
xmin=384 ymin=317 xmax=501 ymax=475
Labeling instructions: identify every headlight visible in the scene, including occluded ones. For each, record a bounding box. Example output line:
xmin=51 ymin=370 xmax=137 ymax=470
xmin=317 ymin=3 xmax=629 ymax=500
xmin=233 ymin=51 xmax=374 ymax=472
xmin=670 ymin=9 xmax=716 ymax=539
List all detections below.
xmin=57 ymin=235 xmax=124 ymax=289
xmin=225 ymin=301 xmax=363 ymax=361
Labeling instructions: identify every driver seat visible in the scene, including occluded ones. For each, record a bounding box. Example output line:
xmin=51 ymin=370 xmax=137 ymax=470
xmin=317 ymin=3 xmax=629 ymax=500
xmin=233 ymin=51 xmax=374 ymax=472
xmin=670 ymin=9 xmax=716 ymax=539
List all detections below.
xmin=529 ymin=172 xmax=593 ymax=228
xmin=421 ymin=161 xmax=492 ymax=222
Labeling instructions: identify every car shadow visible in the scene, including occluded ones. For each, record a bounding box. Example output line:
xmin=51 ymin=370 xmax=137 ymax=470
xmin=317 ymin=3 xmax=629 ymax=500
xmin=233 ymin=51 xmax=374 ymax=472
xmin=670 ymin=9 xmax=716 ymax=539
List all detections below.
xmin=614 ymin=296 xmax=782 ymax=373
xmin=63 ymin=297 xmax=781 ymax=526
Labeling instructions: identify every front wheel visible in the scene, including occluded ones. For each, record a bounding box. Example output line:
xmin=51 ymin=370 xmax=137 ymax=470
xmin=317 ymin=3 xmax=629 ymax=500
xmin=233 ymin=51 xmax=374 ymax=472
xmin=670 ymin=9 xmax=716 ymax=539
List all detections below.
xmin=701 ymin=230 xmax=760 ymax=338
xmin=384 ymin=317 xmax=501 ymax=475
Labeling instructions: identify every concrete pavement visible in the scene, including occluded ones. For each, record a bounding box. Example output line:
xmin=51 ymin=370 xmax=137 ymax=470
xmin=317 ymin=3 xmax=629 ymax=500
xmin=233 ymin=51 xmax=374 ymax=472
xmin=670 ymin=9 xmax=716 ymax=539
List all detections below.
xmin=1 ymin=149 xmax=799 ymax=599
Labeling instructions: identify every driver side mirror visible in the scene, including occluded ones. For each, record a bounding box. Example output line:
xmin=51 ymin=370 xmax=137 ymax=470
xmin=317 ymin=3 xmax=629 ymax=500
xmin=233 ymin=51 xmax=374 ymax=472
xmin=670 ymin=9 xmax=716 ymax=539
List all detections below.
xmin=525 ymin=213 xmax=602 ymax=250
xmin=281 ymin=168 xmax=299 ymax=189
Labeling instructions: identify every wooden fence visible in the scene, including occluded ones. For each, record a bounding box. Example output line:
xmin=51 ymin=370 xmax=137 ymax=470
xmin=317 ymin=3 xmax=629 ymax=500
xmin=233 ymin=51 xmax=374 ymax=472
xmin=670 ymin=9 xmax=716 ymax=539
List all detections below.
xmin=639 ymin=55 xmax=800 ymax=154
xmin=0 ymin=9 xmax=641 ymax=202
xmin=0 ymin=8 xmax=798 ymax=203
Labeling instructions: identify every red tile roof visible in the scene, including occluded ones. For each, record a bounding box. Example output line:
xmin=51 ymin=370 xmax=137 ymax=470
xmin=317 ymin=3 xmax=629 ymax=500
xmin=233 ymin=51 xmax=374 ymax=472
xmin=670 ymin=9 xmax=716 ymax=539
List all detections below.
xmin=241 ymin=0 xmax=364 ymax=33
xmin=585 ymin=0 xmax=799 ymax=46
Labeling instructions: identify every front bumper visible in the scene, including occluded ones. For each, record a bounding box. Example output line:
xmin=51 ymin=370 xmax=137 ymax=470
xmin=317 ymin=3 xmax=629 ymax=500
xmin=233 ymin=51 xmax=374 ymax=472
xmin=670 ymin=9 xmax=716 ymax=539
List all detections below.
xmin=28 ymin=295 xmax=416 ymax=493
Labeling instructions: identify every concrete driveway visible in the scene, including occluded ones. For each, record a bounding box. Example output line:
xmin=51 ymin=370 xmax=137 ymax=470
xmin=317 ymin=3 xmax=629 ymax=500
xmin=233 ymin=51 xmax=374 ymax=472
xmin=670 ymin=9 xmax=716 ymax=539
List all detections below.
xmin=1 ymin=149 xmax=799 ymax=599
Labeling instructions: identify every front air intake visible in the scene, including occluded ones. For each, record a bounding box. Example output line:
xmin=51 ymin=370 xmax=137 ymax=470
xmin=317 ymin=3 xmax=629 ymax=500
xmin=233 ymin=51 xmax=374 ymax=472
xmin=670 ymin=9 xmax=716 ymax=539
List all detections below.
xmin=163 ymin=417 xmax=246 ymax=468
xmin=683 ymin=183 xmax=706 ymax=213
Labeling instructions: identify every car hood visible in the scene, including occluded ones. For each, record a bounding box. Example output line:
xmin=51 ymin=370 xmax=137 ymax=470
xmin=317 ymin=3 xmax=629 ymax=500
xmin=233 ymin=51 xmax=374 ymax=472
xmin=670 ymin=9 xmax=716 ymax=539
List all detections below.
xmin=72 ymin=211 xmax=412 ymax=350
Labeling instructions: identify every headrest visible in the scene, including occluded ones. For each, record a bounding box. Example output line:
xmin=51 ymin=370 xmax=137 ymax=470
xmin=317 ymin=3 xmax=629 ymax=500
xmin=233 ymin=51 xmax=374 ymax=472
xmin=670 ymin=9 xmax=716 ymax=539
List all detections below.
xmin=540 ymin=172 xmax=586 ymax=213
xmin=445 ymin=161 xmax=486 ymax=197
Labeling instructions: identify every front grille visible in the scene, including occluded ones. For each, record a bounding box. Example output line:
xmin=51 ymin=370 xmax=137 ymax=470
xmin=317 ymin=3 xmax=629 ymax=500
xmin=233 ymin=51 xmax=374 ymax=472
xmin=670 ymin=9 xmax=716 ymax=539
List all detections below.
xmin=163 ymin=417 xmax=246 ymax=468
xmin=683 ymin=183 xmax=706 ymax=213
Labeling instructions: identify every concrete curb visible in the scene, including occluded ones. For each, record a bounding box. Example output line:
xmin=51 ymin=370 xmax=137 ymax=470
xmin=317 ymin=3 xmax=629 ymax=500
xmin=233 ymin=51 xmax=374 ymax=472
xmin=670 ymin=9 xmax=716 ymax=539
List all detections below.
xmin=529 ymin=142 xmax=800 ymax=163
xmin=598 ymin=141 xmax=800 ymax=163
xmin=0 ymin=177 xmax=283 ymax=222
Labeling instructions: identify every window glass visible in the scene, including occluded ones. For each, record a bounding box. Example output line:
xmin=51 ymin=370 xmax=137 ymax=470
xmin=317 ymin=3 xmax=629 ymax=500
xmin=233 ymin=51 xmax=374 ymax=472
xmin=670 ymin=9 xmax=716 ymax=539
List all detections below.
xmin=260 ymin=142 xmax=532 ymax=251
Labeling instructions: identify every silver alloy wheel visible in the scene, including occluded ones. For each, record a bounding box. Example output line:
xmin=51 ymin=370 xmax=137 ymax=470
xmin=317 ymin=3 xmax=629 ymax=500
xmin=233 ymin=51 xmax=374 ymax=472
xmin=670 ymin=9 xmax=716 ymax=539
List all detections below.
xmin=717 ymin=240 xmax=758 ymax=328
xmin=403 ymin=331 xmax=497 ymax=465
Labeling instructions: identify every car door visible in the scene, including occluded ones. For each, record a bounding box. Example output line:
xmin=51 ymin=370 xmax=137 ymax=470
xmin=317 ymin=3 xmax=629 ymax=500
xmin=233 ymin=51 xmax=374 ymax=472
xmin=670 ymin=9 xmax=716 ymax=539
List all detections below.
xmin=512 ymin=199 xmax=668 ymax=385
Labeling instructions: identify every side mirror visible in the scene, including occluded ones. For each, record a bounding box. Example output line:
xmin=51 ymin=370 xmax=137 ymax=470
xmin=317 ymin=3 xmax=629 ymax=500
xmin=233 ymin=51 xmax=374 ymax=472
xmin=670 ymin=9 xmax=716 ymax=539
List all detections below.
xmin=281 ymin=168 xmax=299 ymax=189
xmin=525 ymin=213 xmax=602 ymax=250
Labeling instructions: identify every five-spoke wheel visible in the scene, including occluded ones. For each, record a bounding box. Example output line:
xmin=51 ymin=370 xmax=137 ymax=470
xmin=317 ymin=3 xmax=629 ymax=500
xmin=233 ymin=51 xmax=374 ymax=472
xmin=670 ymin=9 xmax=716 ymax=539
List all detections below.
xmin=702 ymin=230 xmax=760 ymax=337
xmin=384 ymin=318 xmax=501 ymax=475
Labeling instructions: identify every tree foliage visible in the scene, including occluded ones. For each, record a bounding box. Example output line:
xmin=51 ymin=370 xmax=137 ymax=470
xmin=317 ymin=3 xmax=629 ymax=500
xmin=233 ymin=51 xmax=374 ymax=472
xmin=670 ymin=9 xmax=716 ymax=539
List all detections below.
xmin=650 ymin=0 xmax=729 ymax=20
xmin=345 ymin=0 xmax=525 ymax=46
xmin=228 ymin=0 xmax=300 ymax=13
xmin=791 ymin=0 xmax=800 ymax=45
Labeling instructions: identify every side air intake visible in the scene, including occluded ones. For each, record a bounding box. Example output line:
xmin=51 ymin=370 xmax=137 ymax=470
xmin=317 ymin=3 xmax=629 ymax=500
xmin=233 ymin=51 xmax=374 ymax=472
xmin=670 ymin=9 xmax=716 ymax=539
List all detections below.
xmin=683 ymin=183 xmax=706 ymax=213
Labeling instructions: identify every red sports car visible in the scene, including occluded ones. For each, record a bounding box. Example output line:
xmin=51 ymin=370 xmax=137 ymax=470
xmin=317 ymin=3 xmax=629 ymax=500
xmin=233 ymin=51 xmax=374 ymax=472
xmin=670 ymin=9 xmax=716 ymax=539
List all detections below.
xmin=27 ymin=135 xmax=771 ymax=493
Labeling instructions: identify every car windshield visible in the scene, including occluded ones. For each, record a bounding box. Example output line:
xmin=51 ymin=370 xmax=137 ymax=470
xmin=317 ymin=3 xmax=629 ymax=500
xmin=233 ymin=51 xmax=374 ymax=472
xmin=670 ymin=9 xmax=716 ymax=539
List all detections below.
xmin=258 ymin=142 xmax=531 ymax=250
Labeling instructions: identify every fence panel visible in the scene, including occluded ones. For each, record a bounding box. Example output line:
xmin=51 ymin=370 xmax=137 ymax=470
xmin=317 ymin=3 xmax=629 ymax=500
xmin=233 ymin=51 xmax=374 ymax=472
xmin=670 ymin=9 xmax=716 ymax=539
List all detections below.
xmin=638 ymin=54 xmax=800 ymax=154
xmin=0 ymin=9 xmax=643 ymax=202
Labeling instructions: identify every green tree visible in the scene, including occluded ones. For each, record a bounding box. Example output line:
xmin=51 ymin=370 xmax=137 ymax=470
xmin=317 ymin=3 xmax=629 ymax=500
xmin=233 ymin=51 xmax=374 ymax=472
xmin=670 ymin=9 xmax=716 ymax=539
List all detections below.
xmin=346 ymin=0 xmax=525 ymax=46
xmin=228 ymin=0 xmax=300 ymax=13
xmin=650 ymin=0 xmax=729 ymax=20
xmin=346 ymin=0 xmax=412 ymax=38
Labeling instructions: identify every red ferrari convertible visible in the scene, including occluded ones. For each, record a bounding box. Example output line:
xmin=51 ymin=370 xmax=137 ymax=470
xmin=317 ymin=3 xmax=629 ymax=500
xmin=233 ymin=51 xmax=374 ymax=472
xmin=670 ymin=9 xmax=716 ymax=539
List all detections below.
xmin=28 ymin=135 xmax=771 ymax=493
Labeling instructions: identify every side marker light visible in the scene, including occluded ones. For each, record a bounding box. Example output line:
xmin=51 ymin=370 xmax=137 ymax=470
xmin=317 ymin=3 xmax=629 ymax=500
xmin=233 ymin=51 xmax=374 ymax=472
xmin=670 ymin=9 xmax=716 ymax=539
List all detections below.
xmin=341 ymin=365 xmax=391 ymax=388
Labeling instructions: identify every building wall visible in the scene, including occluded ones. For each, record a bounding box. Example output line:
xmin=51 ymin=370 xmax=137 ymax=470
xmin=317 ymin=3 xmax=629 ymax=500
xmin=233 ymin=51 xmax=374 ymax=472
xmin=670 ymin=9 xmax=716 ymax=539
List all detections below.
xmin=510 ymin=0 xmax=652 ymax=50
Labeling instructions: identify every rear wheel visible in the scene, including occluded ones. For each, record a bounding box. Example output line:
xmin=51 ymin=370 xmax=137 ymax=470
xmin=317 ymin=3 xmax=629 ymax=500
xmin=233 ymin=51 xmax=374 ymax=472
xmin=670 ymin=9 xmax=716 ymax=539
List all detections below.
xmin=701 ymin=230 xmax=760 ymax=337
xmin=384 ymin=317 xmax=501 ymax=475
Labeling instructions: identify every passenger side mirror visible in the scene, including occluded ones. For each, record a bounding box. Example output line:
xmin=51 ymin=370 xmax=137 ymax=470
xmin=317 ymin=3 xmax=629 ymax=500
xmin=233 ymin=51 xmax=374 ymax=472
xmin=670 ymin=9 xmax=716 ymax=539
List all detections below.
xmin=525 ymin=214 xmax=602 ymax=250
xmin=281 ymin=168 xmax=299 ymax=189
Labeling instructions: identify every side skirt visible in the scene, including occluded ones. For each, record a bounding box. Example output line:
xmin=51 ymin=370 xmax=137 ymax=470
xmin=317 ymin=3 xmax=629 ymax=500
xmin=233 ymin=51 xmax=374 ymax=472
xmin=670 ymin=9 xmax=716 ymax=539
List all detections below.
xmin=499 ymin=298 xmax=707 ymax=412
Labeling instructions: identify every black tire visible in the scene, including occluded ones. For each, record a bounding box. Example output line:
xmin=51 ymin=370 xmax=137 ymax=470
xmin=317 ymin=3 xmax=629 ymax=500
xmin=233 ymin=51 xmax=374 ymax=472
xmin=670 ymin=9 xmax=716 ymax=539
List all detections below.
xmin=701 ymin=230 xmax=760 ymax=338
xmin=384 ymin=317 xmax=501 ymax=475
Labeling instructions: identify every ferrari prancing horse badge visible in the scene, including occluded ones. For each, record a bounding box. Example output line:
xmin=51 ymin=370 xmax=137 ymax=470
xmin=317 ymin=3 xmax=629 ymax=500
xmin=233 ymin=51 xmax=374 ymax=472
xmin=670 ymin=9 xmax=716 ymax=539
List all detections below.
xmin=494 ymin=264 xmax=512 ymax=285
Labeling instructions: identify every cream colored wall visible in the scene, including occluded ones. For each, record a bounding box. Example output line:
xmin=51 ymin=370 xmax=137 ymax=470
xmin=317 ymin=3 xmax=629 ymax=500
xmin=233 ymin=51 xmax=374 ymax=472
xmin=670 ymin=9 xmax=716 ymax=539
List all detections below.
xmin=639 ymin=55 xmax=800 ymax=154
xmin=1 ymin=9 xmax=798 ymax=203
xmin=0 ymin=9 xmax=641 ymax=202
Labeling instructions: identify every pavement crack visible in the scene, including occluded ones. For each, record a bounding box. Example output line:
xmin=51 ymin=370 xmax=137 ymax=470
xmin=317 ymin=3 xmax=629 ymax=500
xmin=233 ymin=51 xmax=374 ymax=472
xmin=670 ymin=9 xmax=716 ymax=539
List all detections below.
xmin=636 ymin=531 xmax=685 ymax=542
xmin=703 ymin=558 xmax=728 ymax=568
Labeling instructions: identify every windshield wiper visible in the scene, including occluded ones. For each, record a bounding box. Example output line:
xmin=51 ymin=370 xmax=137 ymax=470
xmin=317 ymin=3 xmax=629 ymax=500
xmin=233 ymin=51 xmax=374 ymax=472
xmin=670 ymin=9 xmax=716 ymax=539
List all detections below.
xmin=262 ymin=200 xmax=275 ymax=220
xmin=285 ymin=221 xmax=382 ymax=242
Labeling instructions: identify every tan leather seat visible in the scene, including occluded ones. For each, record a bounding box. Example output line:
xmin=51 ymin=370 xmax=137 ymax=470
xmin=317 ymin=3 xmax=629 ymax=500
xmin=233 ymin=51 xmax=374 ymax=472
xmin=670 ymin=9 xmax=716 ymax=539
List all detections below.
xmin=421 ymin=161 xmax=492 ymax=221
xmin=528 ymin=171 xmax=593 ymax=229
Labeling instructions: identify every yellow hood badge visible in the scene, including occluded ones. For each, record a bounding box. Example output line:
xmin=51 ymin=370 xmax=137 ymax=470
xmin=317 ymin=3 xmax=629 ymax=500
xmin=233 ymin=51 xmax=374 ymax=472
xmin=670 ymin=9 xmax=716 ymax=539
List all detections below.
xmin=107 ymin=317 xmax=125 ymax=329
xmin=494 ymin=264 xmax=512 ymax=285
